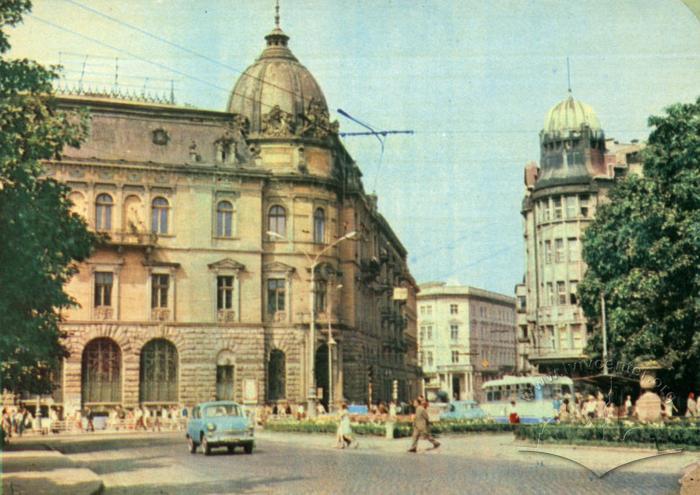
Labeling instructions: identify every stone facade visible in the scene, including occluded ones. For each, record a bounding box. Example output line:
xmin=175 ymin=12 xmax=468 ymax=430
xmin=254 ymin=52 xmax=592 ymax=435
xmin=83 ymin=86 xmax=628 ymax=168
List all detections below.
xmin=417 ymin=283 xmax=516 ymax=402
xmin=44 ymin=20 xmax=420 ymax=415
xmin=518 ymin=94 xmax=643 ymax=375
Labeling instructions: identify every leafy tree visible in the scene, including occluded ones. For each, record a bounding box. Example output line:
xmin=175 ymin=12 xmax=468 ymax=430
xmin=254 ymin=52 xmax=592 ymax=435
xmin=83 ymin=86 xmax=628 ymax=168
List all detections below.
xmin=579 ymin=96 xmax=700 ymax=399
xmin=0 ymin=0 xmax=96 ymax=394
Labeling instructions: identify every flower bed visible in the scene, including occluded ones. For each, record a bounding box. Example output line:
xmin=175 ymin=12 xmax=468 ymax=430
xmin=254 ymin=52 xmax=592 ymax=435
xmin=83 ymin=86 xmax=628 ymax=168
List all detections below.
xmin=515 ymin=422 xmax=700 ymax=450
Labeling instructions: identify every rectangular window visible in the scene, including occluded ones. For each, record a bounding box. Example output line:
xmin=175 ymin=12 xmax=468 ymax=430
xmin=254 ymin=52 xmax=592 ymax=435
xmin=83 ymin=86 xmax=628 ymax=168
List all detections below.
xmin=217 ymin=276 xmax=234 ymax=310
xmin=546 ymin=282 xmax=554 ymax=305
xmin=571 ymin=324 xmax=583 ymax=349
xmin=451 ymin=350 xmax=459 ymax=364
xmin=151 ymin=274 xmax=169 ymax=308
xmin=426 ymin=306 xmax=432 ymax=316
xmin=569 ymin=281 xmax=578 ymax=305
xmin=420 ymin=306 xmax=425 ymax=316
xmin=267 ymin=278 xmax=285 ymax=314
xmin=580 ymin=194 xmax=590 ymax=217
xmin=568 ymin=238 xmax=579 ymax=262
xmin=544 ymin=240 xmax=552 ymax=264
xmin=543 ymin=199 xmax=551 ymax=221
xmin=427 ymin=326 xmax=433 ymax=340
xmin=427 ymin=352 xmax=433 ymax=367
xmin=566 ymin=196 xmax=577 ymax=218
xmin=554 ymin=238 xmax=564 ymax=263
xmin=557 ymin=281 xmax=567 ymax=305
xmin=450 ymin=325 xmax=459 ymax=340
xmin=548 ymin=325 xmax=556 ymax=349
xmin=553 ymin=196 xmax=562 ymax=220
xmin=420 ymin=326 xmax=425 ymax=342
xmin=94 ymin=272 xmax=113 ymax=307
xmin=450 ymin=304 xmax=458 ymax=314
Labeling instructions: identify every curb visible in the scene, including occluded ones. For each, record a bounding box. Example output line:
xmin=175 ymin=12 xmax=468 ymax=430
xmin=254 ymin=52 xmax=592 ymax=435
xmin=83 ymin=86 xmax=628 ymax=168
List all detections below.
xmin=43 ymin=442 xmax=106 ymax=495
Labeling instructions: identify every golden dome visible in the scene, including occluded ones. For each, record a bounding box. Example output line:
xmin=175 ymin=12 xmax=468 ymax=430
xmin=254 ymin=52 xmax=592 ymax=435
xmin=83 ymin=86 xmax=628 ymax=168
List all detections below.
xmin=543 ymin=94 xmax=602 ymax=137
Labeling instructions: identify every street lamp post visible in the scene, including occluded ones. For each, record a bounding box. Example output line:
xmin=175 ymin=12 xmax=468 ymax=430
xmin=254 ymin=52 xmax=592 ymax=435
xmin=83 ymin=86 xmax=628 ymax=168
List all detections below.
xmin=327 ymin=283 xmax=343 ymax=413
xmin=266 ymin=230 xmax=356 ymax=417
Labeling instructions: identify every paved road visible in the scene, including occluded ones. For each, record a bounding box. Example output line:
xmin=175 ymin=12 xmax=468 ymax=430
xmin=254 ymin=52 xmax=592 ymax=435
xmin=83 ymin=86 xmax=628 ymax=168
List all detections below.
xmin=33 ymin=432 xmax=690 ymax=495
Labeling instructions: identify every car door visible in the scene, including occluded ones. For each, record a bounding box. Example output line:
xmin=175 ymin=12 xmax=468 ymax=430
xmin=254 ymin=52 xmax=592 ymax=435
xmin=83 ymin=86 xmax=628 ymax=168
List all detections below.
xmin=188 ymin=406 xmax=200 ymax=439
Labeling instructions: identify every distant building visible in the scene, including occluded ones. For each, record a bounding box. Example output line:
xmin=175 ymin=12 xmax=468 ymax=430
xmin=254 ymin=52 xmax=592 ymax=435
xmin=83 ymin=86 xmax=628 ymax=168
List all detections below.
xmin=417 ymin=283 xmax=516 ymax=402
xmin=518 ymin=93 xmax=643 ymax=375
xmin=35 ymin=14 xmax=420 ymax=416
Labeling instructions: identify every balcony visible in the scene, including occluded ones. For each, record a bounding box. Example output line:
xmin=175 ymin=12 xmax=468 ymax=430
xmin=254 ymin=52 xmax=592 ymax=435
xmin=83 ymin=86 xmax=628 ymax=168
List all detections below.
xmin=103 ymin=230 xmax=157 ymax=249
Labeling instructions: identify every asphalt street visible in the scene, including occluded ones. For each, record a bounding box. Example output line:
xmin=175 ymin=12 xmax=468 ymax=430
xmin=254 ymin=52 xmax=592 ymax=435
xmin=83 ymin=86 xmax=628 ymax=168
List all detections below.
xmin=34 ymin=432 xmax=687 ymax=495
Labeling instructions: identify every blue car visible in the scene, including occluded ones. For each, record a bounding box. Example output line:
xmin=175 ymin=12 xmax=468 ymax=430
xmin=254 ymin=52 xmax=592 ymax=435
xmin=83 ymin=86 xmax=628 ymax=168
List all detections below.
xmin=439 ymin=400 xmax=487 ymax=421
xmin=186 ymin=401 xmax=255 ymax=455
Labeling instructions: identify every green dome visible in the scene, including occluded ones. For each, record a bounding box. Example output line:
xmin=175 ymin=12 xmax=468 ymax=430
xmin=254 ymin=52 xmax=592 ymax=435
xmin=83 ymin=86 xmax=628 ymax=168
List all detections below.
xmin=543 ymin=94 xmax=602 ymax=136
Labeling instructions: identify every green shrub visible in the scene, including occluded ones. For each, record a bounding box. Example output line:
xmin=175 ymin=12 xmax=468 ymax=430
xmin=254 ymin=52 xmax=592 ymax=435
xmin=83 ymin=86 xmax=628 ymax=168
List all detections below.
xmin=265 ymin=419 xmax=514 ymax=437
xmin=515 ymin=423 xmax=700 ymax=450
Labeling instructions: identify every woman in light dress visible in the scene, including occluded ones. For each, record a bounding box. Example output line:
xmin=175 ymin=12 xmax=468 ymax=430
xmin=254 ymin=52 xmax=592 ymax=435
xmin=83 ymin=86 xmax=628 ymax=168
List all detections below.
xmin=336 ymin=404 xmax=358 ymax=449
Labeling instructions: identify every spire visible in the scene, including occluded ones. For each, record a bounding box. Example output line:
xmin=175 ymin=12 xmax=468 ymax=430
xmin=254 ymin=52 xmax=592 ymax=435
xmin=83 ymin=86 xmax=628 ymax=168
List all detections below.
xmin=566 ymin=56 xmax=572 ymax=95
xmin=264 ymin=0 xmax=289 ymax=48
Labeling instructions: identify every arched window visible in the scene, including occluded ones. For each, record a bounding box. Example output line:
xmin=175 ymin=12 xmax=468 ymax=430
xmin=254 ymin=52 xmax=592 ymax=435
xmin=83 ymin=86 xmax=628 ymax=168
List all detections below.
xmin=95 ymin=193 xmax=113 ymax=231
xmin=140 ymin=339 xmax=178 ymax=403
xmin=151 ymin=197 xmax=169 ymax=234
xmin=268 ymin=205 xmax=286 ymax=237
xmin=82 ymin=338 xmax=121 ymax=404
xmin=267 ymin=349 xmax=286 ymax=401
xmin=216 ymin=200 xmax=234 ymax=237
xmin=313 ymin=208 xmax=325 ymax=244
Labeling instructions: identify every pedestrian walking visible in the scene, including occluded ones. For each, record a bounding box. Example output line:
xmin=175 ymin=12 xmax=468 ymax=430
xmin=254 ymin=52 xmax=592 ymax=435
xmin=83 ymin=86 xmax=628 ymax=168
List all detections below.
xmin=85 ymin=407 xmax=95 ymax=432
xmin=407 ymin=398 xmax=440 ymax=453
xmin=336 ymin=404 xmax=358 ymax=449
xmin=506 ymin=400 xmax=520 ymax=424
xmin=134 ymin=406 xmax=146 ymax=431
xmin=686 ymin=392 xmax=697 ymax=418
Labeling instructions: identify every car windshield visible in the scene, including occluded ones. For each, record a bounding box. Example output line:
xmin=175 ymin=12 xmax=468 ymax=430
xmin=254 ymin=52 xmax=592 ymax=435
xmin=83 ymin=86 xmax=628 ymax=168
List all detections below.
xmin=202 ymin=404 xmax=242 ymax=418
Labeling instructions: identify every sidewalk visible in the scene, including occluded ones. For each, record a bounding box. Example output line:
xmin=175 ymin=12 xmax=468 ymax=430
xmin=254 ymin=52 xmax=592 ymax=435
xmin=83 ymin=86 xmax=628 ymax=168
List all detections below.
xmin=2 ymin=442 xmax=103 ymax=495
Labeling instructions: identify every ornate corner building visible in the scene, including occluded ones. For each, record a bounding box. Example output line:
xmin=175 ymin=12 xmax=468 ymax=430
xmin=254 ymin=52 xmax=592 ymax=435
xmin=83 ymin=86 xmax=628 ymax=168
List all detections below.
xmin=517 ymin=93 xmax=643 ymax=375
xmin=44 ymin=19 xmax=420 ymax=415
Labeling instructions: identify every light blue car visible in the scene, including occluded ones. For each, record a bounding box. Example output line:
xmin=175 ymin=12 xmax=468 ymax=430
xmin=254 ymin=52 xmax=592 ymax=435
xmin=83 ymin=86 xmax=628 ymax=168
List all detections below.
xmin=186 ymin=401 xmax=255 ymax=455
xmin=439 ymin=400 xmax=487 ymax=421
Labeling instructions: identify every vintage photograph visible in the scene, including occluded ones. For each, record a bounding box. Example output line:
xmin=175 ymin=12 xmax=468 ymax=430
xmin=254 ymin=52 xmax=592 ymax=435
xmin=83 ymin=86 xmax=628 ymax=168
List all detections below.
xmin=1 ymin=1 xmax=699 ymax=494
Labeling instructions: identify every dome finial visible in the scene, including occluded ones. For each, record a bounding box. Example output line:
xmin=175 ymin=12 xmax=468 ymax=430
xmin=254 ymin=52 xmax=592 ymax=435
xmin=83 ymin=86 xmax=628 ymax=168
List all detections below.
xmin=566 ymin=56 xmax=572 ymax=94
xmin=274 ymin=0 xmax=280 ymax=28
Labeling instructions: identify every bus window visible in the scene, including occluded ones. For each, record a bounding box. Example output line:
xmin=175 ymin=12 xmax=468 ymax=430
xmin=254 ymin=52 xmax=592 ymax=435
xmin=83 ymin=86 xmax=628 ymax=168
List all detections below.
xmin=562 ymin=385 xmax=572 ymax=395
xmin=542 ymin=385 xmax=553 ymax=399
xmin=519 ymin=384 xmax=534 ymax=401
xmin=487 ymin=391 xmax=493 ymax=402
xmin=493 ymin=391 xmax=501 ymax=401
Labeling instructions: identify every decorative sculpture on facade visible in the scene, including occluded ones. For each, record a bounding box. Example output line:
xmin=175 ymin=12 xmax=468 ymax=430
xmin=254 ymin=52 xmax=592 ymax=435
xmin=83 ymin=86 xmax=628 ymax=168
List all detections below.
xmin=298 ymin=98 xmax=339 ymax=140
xmin=261 ymin=105 xmax=295 ymax=137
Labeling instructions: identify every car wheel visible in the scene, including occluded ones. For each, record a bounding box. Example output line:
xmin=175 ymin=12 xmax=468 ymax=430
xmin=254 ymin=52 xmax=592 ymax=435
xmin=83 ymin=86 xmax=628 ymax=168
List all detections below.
xmin=227 ymin=446 xmax=236 ymax=454
xmin=187 ymin=436 xmax=197 ymax=454
xmin=244 ymin=443 xmax=253 ymax=454
xmin=202 ymin=436 xmax=211 ymax=456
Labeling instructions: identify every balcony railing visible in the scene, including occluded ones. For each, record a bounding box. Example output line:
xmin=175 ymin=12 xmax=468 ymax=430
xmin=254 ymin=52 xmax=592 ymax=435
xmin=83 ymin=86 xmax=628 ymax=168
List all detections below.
xmin=103 ymin=230 xmax=157 ymax=247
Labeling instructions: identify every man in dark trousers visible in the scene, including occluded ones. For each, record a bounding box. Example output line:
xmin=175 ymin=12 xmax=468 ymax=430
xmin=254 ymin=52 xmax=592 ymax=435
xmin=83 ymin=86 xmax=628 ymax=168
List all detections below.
xmin=407 ymin=398 xmax=440 ymax=453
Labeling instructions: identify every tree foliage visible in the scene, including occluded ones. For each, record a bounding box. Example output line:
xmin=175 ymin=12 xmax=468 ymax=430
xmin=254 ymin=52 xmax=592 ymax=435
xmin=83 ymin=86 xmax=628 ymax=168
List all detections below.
xmin=579 ymin=96 xmax=700 ymax=396
xmin=0 ymin=0 xmax=96 ymax=394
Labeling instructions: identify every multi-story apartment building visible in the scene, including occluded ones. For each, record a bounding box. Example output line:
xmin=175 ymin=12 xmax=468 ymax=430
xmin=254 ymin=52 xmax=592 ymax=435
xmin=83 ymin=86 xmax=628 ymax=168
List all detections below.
xmin=518 ymin=93 xmax=642 ymax=375
xmin=41 ymin=16 xmax=420 ymax=416
xmin=417 ymin=283 xmax=516 ymax=402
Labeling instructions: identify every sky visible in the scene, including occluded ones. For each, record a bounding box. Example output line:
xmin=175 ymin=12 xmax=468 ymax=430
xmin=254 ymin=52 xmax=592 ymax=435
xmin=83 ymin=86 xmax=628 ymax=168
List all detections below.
xmin=8 ymin=0 xmax=700 ymax=295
